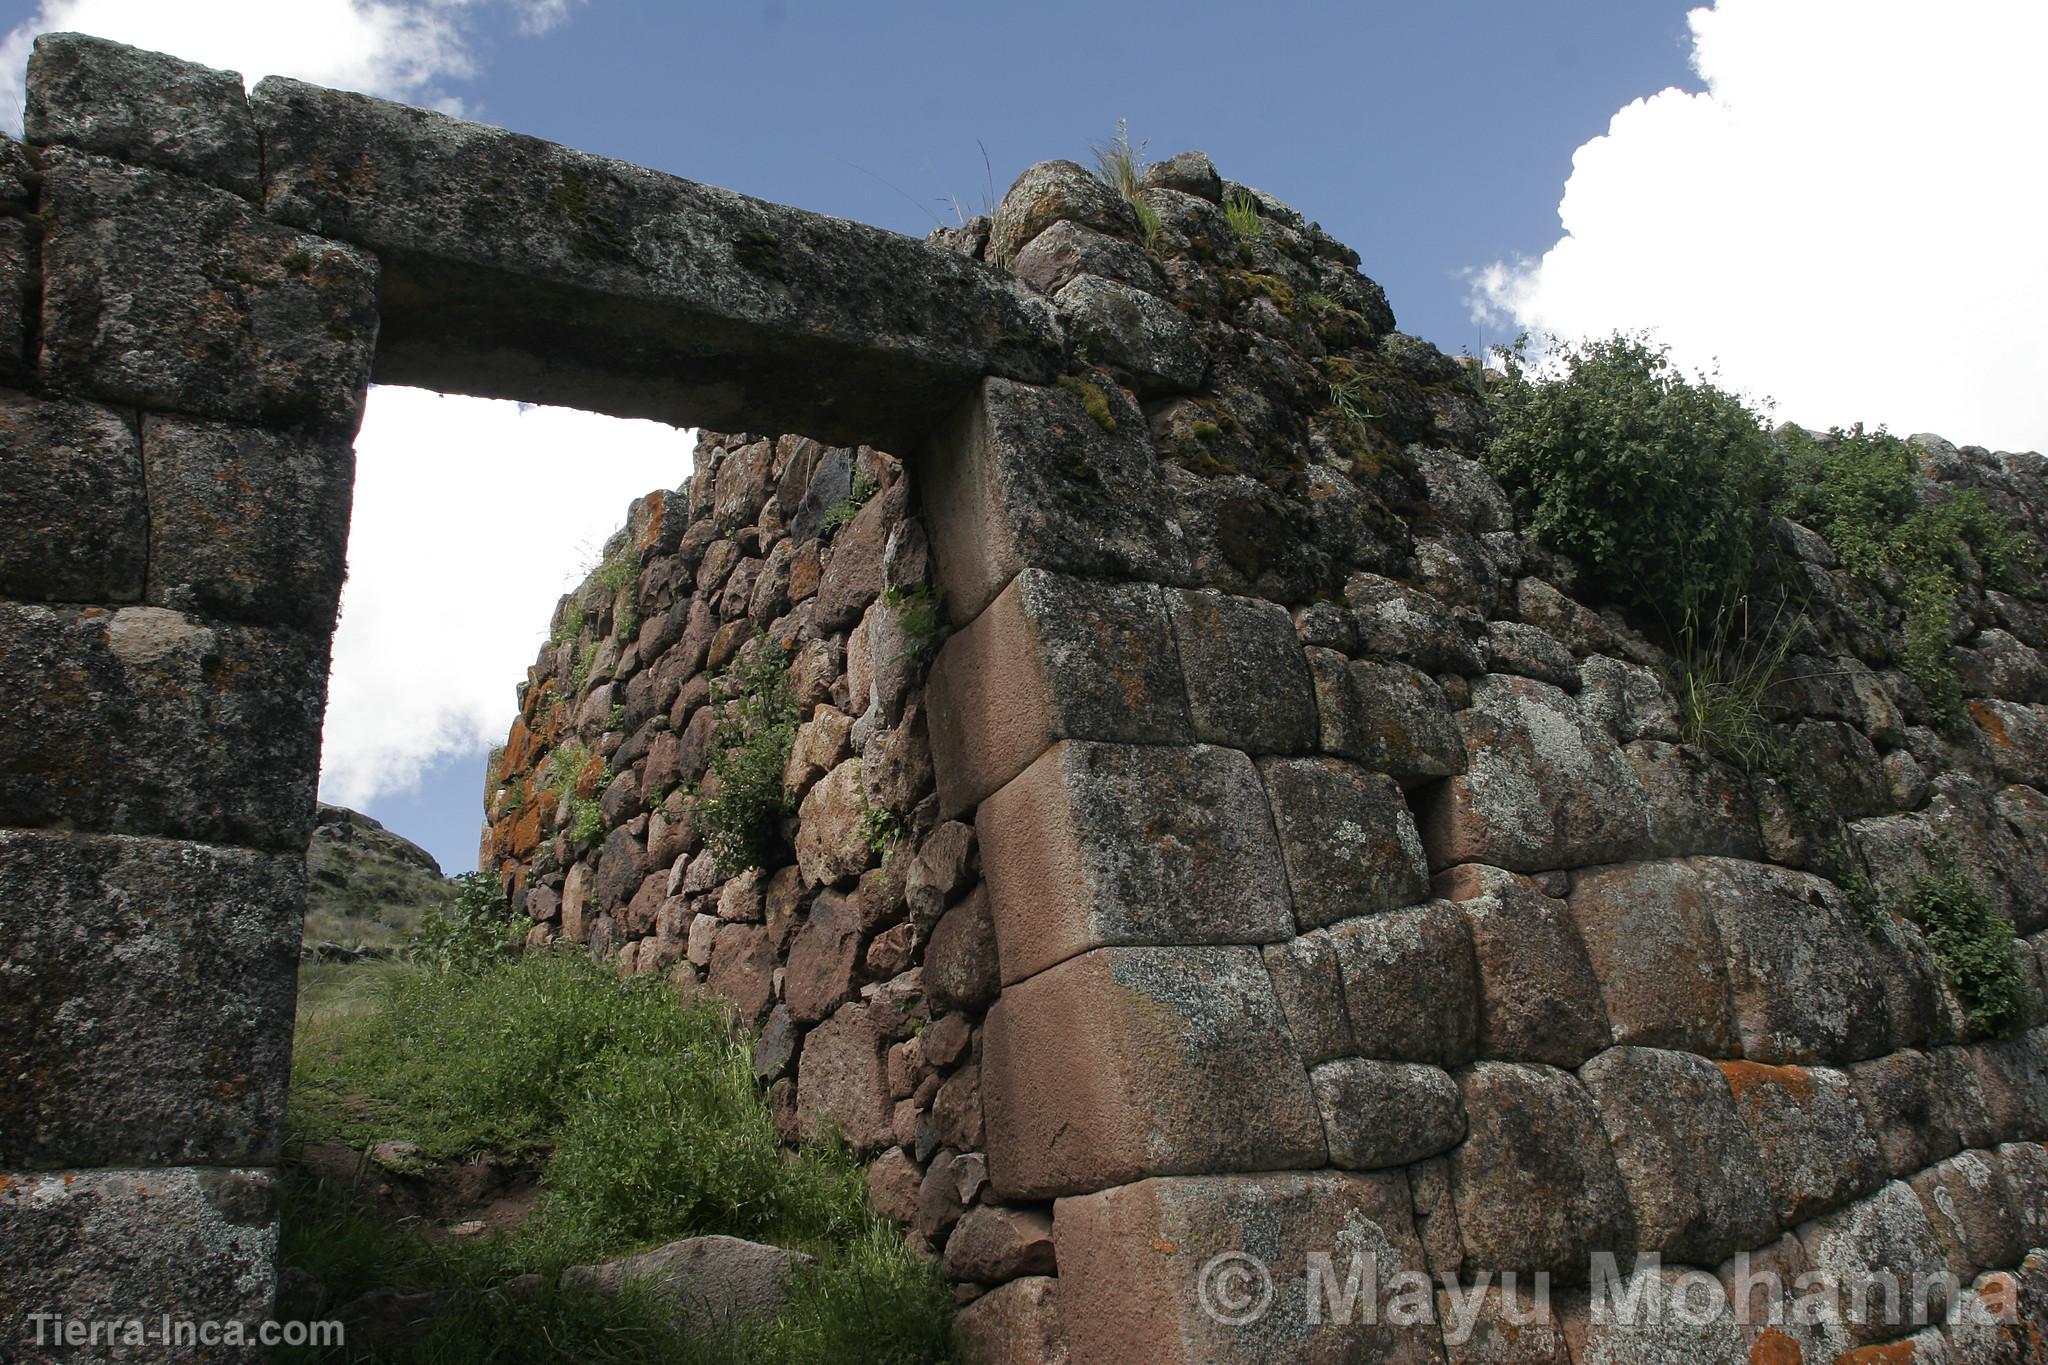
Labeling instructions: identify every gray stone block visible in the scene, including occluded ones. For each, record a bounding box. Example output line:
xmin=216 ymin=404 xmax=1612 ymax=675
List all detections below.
xmin=0 ymin=601 xmax=328 ymax=850
xmin=252 ymin=78 xmax=1059 ymax=449
xmin=1306 ymin=648 xmax=1464 ymax=784
xmin=0 ymin=390 xmax=147 ymax=603
xmin=26 ymin=32 xmax=261 ymax=197
xmin=0 ymin=217 xmax=27 ymax=379
xmin=141 ymin=414 xmax=354 ymax=630
xmin=39 ymin=150 xmax=377 ymax=432
xmin=1310 ymin=1059 xmax=1465 ymax=1169
xmin=0 ymin=1166 xmax=278 ymax=1362
xmin=0 ymin=830 xmax=301 ymax=1167
xmin=1257 ymin=755 xmax=1427 ymax=930
xmin=1327 ymin=902 xmax=1478 ymax=1065
xmin=1170 ymin=590 xmax=1317 ymax=754
xmin=1053 ymin=274 xmax=1205 ymax=394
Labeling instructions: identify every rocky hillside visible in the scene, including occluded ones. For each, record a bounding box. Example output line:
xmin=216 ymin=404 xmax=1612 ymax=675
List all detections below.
xmin=304 ymin=803 xmax=455 ymax=954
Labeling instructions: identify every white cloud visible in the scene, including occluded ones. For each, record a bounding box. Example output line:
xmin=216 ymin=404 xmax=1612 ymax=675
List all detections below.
xmin=0 ymin=0 xmax=581 ymax=132
xmin=319 ymin=388 xmax=692 ymax=809
xmin=1472 ymin=0 xmax=2048 ymax=454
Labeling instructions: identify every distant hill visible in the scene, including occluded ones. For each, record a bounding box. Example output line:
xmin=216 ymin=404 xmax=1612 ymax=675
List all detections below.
xmin=304 ymin=804 xmax=458 ymax=955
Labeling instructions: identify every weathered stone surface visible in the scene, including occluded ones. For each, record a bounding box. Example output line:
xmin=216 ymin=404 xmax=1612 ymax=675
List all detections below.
xmin=1436 ymin=1279 xmax=1571 ymax=1364
xmin=924 ymin=886 xmax=1000 ymax=1013
xmin=140 ymin=413 xmax=354 ymax=630
xmin=1451 ymin=872 xmax=1610 ymax=1067
xmin=977 ymin=742 xmax=1294 ymax=984
xmin=1851 ymin=1049 xmax=1987 ymax=1179
xmin=1971 ymin=700 xmax=2048 ymax=790
xmin=0 ymin=217 xmax=25 ymax=378
xmin=0 ymin=831 xmax=299 ymax=1167
xmin=783 ymin=889 xmax=863 ymax=1023
xmin=39 ymin=150 xmax=378 ymax=432
xmin=905 ymin=818 xmax=976 ymax=921
xmin=920 ymin=377 xmax=1190 ymax=627
xmin=1910 ymin=1149 xmax=2025 ymax=1285
xmin=1054 ymin=275 xmax=1204 ymax=393
xmin=1169 ymin=590 xmax=1317 ymax=754
xmin=814 ymin=478 xmax=896 ymax=632
xmin=1306 ymin=649 xmax=1465 ymax=783
xmin=782 ymin=702 xmax=853 ymax=800
xmin=1699 ymin=856 xmax=1891 ymax=1064
xmin=0 ymin=603 xmax=328 ymax=849
xmin=0 ymin=1166 xmax=278 ymax=1359
xmin=1578 ymin=1046 xmax=1778 ymax=1265
xmin=795 ymin=1005 xmax=894 ymax=1153
xmin=1011 ymin=217 xmax=1157 ymax=295
xmin=988 ymin=160 xmax=1137 ymax=266
xmin=1482 ymin=619 xmax=1579 ymax=691
xmin=253 ymin=79 xmax=1060 ymax=449
xmin=983 ymin=946 xmax=1326 ymax=1200
xmin=1623 ymin=739 xmax=1764 ymax=859
xmin=1968 ymin=1029 xmax=2048 ymax=1143
xmin=1347 ymin=571 xmax=1486 ymax=674
xmin=1257 ymin=756 xmax=1428 ymax=930
xmin=1564 ymin=859 xmax=1738 ymax=1055
xmin=1419 ymin=674 xmax=1651 ymax=872
xmin=954 ymin=1275 xmax=1067 ymax=1365
xmin=943 ymin=1205 xmax=1056 ymax=1283
xmin=560 ymin=1235 xmax=812 ymax=1333
xmin=27 ymin=33 xmax=261 ymax=196
xmin=1555 ymin=1264 xmax=1745 ymax=1365
xmin=1718 ymin=1061 xmax=1885 ymax=1227
xmin=860 ymin=704 xmax=933 ymax=817
xmin=927 ymin=569 xmax=1191 ymax=816
xmin=1450 ymin=1062 xmax=1635 ymax=1281
xmin=0 ymin=390 xmax=147 ymax=603
xmin=1328 ymin=902 xmax=1479 ymax=1065
xmin=1311 ymin=1059 xmax=1464 ymax=1169
xmin=1794 ymin=1181 xmax=1952 ymax=1347
xmin=1260 ymin=930 xmax=1356 ymax=1064
xmin=794 ymin=759 xmax=875 ymax=887
xmin=705 ymin=923 xmax=776 ymax=1025
xmin=1578 ymin=653 xmax=1680 ymax=744
xmin=1053 ymin=1171 xmax=1437 ymax=1364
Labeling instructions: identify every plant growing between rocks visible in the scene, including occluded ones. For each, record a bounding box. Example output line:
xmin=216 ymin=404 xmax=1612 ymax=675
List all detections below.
xmin=1091 ymin=118 xmax=1162 ymax=254
xmin=1904 ymin=841 xmax=2028 ymax=1039
xmin=697 ymin=635 xmax=801 ymax=875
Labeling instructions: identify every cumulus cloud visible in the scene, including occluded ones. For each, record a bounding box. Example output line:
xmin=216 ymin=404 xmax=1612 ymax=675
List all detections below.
xmin=320 ymin=389 xmax=692 ymax=808
xmin=1471 ymin=0 xmax=2048 ymax=454
xmin=0 ymin=0 xmax=580 ymax=130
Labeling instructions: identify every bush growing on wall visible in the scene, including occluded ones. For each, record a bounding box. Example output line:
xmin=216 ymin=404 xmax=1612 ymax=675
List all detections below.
xmin=1484 ymin=333 xmax=1784 ymax=628
xmin=698 ymin=635 xmax=800 ymax=875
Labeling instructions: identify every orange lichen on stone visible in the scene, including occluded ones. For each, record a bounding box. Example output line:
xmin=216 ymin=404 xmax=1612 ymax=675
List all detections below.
xmin=1748 ymin=1328 xmax=1803 ymax=1365
xmin=1833 ymin=1342 xmax=1920 ymax=1363
xmin=1720 ymin=1059 xmax=1814 ymax=1104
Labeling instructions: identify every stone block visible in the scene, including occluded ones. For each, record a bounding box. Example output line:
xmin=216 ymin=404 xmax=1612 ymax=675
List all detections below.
xmin=1850 ymin=1049 xmax=1986 ymax=1179
xmin=1623 ymin=739 xmax=1764 ymax=859
xmin=1053 ymin=274 xmax=1205 ymax=393
xmin=1564 ymin=859 xmax=1738 ymax=1056
xmin=1451 ymin=871 xmax=1610 ymax=1067
xmin=783 ymin=888 xmax=863 ymax=1024
xmin=0 ymin=602 xmax=328 ymax=849
xmin=1053 ymin=1170 xmax=1437 ymax=1364
xmin=26 ymin=32 xmax=261 ymax=196
xmin=1306 ymin=649 xmax=1464 ymax=784
xmin=988 ymin=159 xmax=1139 ymax=266
xmin=1698 ymin=856 xmax=1892 ymax=1065
xmin=1011 ymin=219 xmax=1159 ymax=295
xmin=1794 ymin=1181 xmax=1952 ymax=1348
xmin=1555 ymin=1265 xmax=1744 ymax=1365
xmin=0 ymin=218 xmax=26 ymax=379
xmin=140 ymin=414 xmax=354 ymax=630
xmin=926 ymin=570 xmax=1190 ymax=817
xmin=0 ymin=830 xmax=300 ymax=1167
xmin=1910 ymin=1149 xmax=2025 ymax=1285
xmin=1418 ymin=674 xmax=1651 ymax=872
xmin=1578 ymin=1046 xmax=1779 ymax=1266
xmin=39 ymin=150 xmax=377 ymax=433
xmin=1260 ymin=930 xmax=1356 ymax=1066
xmin=982 ymin=946 xmax=1325 ymax=1200
xmin=1257 ymin=756 xmax=1428 ymax=931
xmin=977 ymin=742 xmax=1294 ymax=985
xmin=1718 ymin=1061 xmax=1885 ymax=1228
xmin=253 ymin=79 xmax=1059 ymax=449
xmin=1971 ymin=700 xmax=2048 ymax=790
xmin=942 ymin=1205 xmax=1057 ymax=1284
xmin=1346 ymin=571 xmax=1486 ymax=674
xmin=1168 ymin=589 xmax=1317 ymax=754
xmin=0 ymin=1166 xmax=278 ymax=1359
xmin=794 ymin=1004 xmax=893 ymax=1153
xmin=924 ymin=886 xmax=1000 ymax=1013
xmin=0 ymin=390 xmax=147 ymax=603
xmin=1328 ymin=903 xmax=1478 ymax=1065
xmin=1311 ymin=1059 xmax=1465 ymax=1169
xmin=954 ymin=1275 xmax=1067 ymax=1365
xmin=1450 ymin=1062 xmax=1635 ymax=1281
xmin=920 ymin=377 xmax=1190 ymax=626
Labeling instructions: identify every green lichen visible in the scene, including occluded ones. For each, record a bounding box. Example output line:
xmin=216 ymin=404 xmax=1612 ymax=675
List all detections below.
xmin=1056 ymin=374 xmax=1117 ymax=433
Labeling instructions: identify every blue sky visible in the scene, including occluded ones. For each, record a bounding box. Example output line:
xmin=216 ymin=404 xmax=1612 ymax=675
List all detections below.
xmin=4 ymin=2 xmax=2042 ymax=874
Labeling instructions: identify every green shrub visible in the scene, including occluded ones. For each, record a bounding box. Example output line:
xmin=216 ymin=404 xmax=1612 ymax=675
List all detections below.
xmin=552 ymin=604 xmax=585 ymax=646
xmin=1484 ymin=334 xmax=1783 ymax=627
xmin=1906 ymin=844 xmax=2027 ymax=1040
xmin=410 ymin=872 xmax=526 ymax=976
xmin=697 ymin=636 xmax=800 ymax=875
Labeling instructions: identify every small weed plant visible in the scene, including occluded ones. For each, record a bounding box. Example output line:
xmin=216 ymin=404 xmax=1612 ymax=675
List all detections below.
xmin=1091 ymin=118 xmax=1162 ymax=253
xmin=697 ymin=636 xmax=800 ymax=875
xmin=1904 ymin=842 xmax=2027 ymax=1039
xmin=822 ymin=474 xmax=879 ymax=534
xmin=410 ymin=872 xmax=527 ymax=976
xmin=1223 ymin=188 xmax=1264 ymax=239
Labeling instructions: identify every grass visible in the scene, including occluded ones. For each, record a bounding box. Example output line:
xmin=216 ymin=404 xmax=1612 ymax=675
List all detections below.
xmin=281 ymin=950 xmax=956 ymax=1362
xmin=822 ymin=474 xmax=878 ymax=535
xmin=1222 ymin=188 xmax=1263 ymax=239
xmin=1091 ymin=118 xmax=1162 ymax=253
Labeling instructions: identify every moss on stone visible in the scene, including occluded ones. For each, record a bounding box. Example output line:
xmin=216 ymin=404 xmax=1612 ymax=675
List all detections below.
xmin=1055 ymin=374 xmax=1118 ymax=433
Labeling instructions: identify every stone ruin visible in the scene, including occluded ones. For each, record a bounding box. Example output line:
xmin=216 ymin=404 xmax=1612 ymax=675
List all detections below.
xmin=8 ymin=31 xmax=2048 ymax=1364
